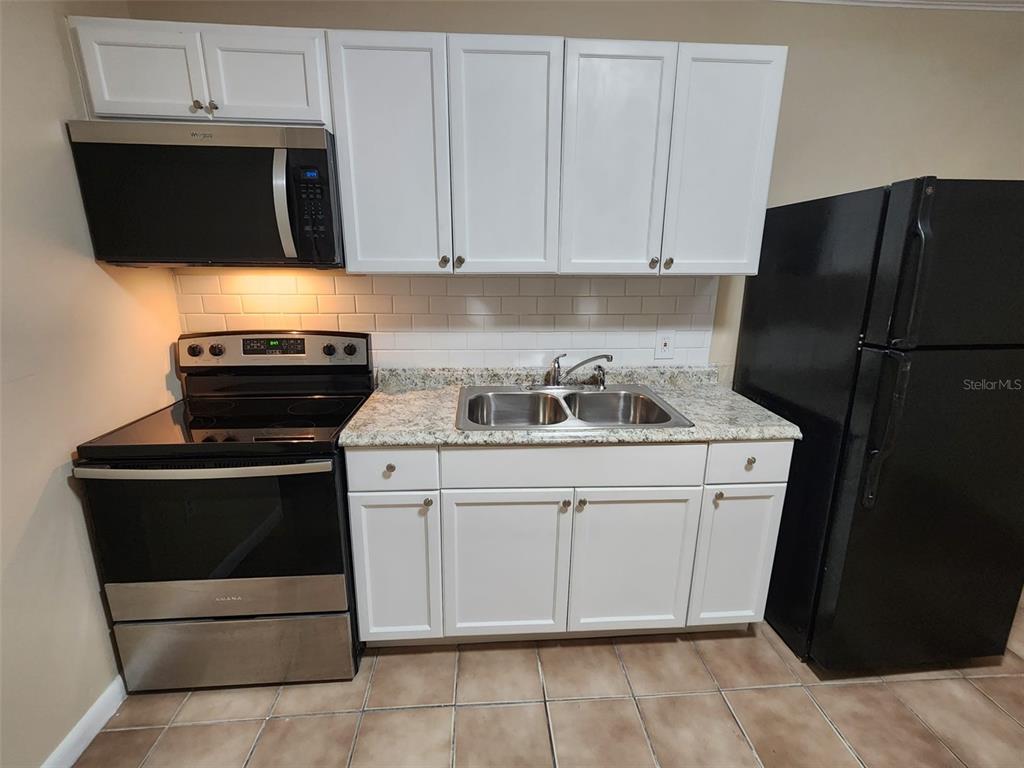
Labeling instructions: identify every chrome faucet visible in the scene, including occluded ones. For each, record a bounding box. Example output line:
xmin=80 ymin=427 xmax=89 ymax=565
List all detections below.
xmin=544 ymin=353 xmax=613 ymax=386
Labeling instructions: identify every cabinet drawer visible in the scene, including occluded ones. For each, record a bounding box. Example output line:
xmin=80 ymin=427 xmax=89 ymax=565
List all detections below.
xmin=441 ymin=444 xmax=707 ymax=488
xmin=705 ymin=441 xmax=793 ymax=484
xmin=346 ymin=448 xmax=439 ymax=491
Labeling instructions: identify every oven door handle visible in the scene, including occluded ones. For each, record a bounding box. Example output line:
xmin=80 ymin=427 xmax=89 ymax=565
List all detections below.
xmin=272 ymin=148 xmax=299 ymax=259
xmin=72 ymin=460 xmax=333 ymax=481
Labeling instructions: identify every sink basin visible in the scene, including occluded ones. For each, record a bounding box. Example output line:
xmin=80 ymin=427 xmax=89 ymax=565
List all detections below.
xmin=465 ymin=392 xmax=569 ymax=427
xmin=563 ymin=391 xmax=673 ymax=425
xmin=456 ymin=385 xmax=692 ymax=431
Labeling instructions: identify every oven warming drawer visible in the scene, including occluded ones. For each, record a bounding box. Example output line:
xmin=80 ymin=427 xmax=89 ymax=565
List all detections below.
xmin=105 ymin=574 xmax=347 ymax=621
xmin=115 ymin=613 xmax=354 ymax=691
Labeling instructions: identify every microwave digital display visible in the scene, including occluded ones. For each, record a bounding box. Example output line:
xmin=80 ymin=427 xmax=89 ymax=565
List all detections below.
xmin=301 ymin=168 xmax=320 ymax=179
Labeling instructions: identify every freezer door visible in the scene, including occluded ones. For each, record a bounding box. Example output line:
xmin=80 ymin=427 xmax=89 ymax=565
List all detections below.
xmin=812 ymin=347 xmax=1024 ymax=668
xmin=865 ymin=178 xmax=1024 ymax=348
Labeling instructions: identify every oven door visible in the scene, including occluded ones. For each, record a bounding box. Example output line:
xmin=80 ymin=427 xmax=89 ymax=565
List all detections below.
xmin=75 ymin=458 xmax=348 ymax=621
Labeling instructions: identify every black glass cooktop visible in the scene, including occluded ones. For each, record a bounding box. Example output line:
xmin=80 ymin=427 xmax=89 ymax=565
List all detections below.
xmin=76 ymin=396 xmax=366 ymax=461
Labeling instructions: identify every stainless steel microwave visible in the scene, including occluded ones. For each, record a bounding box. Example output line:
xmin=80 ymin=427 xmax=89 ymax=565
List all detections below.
xmin=67 ymin=121 xmax=343 ymax=268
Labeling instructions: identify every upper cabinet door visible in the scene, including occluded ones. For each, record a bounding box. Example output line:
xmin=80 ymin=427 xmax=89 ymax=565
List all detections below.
xmin=329 ymin=31 xmax=453 ymax=274
xmin=448 ymin=34 xmax=563 ymax=274
xmin=560 ymin=39 xmax=677 ymax=275
xmin=662 ymin=44 xmax=787 ymax=275
xmin=73 ymin=18 xmax=210 ymax=119
xmin=201 ymin=27 xmax=329 ymax=124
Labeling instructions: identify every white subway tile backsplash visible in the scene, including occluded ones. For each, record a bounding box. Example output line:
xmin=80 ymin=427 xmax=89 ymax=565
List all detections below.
xmin=372 ymin=276 xmax=410 ymax=296
xmin=355 ymin=294 xmax=393 ymax=314
xmin=318 ymin=295 xmax=356 ymax=313
xmin=174 ymin=269 xmax=716 ymax=368
xmin=202 ymin=294 xmax=242 ymax=314
xmin=179 ymin=275 xmax=221 ymax=294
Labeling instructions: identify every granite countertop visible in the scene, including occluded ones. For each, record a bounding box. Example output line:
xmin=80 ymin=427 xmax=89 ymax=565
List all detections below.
xmin=339 ymin=367 xmax=801 ymax=447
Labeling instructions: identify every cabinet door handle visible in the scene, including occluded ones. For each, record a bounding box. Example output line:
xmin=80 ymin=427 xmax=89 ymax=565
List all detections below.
xmin=438 ymin=255 xmax=451 ymax=268
xmin=454 ymin=255 xmax=466 ymax=269
xmin=560 ymin=499 xmax=572 ymax=511
xmin=714 ymin=491 xmax=725 ymax=502
xmin=577 ymin=498 xmax=588 ymax=511
xmin=189 ymin=99 xmax=204 ymax=113
xmin=385 ymin=463 xmax=396 ymax=473
xmin=663 ymin=257 xmax=674 ymax=270
xmin=207 ymin=99 xmax=219 ymax=113
xmin=648 ymin=257 xmax=660 ymax=270
xmin=423 ymin=497 xmax=434 ymax=507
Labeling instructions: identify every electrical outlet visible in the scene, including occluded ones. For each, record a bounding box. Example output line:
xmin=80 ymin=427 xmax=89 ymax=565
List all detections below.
xmin=655 ymin=332 xmax=675 ymax=359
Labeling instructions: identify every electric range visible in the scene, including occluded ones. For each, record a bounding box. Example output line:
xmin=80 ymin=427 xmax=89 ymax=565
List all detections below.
xmin=73 ymin=331 xmax=372 ymax=692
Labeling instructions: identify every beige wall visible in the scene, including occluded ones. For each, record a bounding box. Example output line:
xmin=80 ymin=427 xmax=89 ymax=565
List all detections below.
xmin=0 ymin=3 xmax=182 ymax=765
xmin=129 ymin=0 xmax=1024 ymax=382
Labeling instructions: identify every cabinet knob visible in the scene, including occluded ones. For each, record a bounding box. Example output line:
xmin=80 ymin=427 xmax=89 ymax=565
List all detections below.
xmin=560 ymin=499 xmax=571 ymax=510
xmin=648 ymin=257 xmax=660 ymax=270
xmin=423 ymin=497 xmax=434 ymax=507
xmin=439 ymin=255 xmax=451 ymax=268
xmin=207 ymin=99 xmax=219 ymax=113
xmin=577 ymin=498 xmax=588 ymax=511
xmin=745 ymin=456 xmax=757 ymax=468
xmin=714 ymin=491 xmax=725 ymax=502
xmin=663 ymin=257 xmax=674 ymax=270
xmin=385 ymin=463 xmax=396 ymax=473
xmin=454 ymin=255 xmax=466 ymax=269
xmin=189 ymin=99 xmax=204 ymax=113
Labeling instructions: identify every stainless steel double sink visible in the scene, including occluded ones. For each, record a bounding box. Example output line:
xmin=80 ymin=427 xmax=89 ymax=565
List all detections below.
xmin=455 ymin=384 xmax=693 ymax=431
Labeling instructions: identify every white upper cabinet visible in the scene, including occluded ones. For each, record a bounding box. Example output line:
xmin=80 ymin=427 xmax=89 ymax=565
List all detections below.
xmin=71 ymin=17 xmax=329 ymax=124
xmin=328 ymin=31 xmax=453 ymax=274
xmin=568 ymin=487 xmax=700 ymax=631
xmin=201 ymin=27 xmax=328 ymax=123
xmin=560 ymin=39 xmax=677 ymax=275
xmin=662 ymin=44 xmax=787 ymax=275
xmin=73 ymin=18 xmax=209 ymax=119
xmin=448 ymin=34 xmax=563 ymax=274
xmin=441 ymin=489 xmax=573 ymax=636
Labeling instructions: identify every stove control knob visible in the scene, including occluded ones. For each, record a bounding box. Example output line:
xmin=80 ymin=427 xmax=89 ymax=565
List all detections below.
xmin=343 ymin=343 xmax=358 ymax=357
xmin=322 ymin=343 xmax=337 ymax=357
xmin=186 ymin=344 xmax=204 ymax=358
xmin=209 ymin=343 xmax=225 ymax=357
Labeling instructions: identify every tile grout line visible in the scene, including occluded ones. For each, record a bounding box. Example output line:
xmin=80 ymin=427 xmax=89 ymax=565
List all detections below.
xmin=881 ymin=680 xmax=970 ymax=768
xmin=346 ymin=651 xmax=381 ymax=768
xmin=537 ymin=644 xmax=559 ymax=768
xmin=966 ymin=677 xmax=1024 ymax=729
xmin=799 ymin=685 xmax=866 ymax=768
xmin=611 ymin=640 xmax=661 ymax=768
xmin=137 ymin=690 xmax=192 ymax=768
xmin=450 ymin=646 xmax=460 ymax=768
xmin=241 ymin=686 xmax=283 ymax=768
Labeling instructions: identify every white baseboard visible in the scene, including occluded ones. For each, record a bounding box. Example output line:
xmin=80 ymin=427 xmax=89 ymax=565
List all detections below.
xmin=42 ymin=676 xmax=125 ymax=768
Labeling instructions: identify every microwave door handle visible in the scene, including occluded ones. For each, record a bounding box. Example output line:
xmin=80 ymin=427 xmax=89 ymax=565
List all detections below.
xmin=72 ymin=460 xmax=333 ymax=481
xmin=272 ymin=148 xmax=299 ymax=259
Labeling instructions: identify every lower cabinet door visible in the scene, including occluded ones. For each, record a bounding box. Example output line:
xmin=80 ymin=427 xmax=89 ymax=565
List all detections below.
xmin=687 ymin=483 xmax=787 ymax=626
xmin=441 ymin=488 xmax=573 ymax=636
xmin=348 ymin=491 xmax=442 ymax=640
xmin=568 ymin=486 xmax=701 ymax=631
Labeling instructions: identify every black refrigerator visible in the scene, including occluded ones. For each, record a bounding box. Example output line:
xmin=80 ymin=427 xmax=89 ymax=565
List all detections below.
xmin=735 ymin=177 xmax=1024 ymax=669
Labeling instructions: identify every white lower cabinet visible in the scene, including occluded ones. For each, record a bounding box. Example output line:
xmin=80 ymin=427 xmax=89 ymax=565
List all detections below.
xmin=441 ymin=488 xmax=573 ymax=636
xmin=568 ymin=487 xmax=701 ymax=631
xmin=348 ymin=491 xmax=442 ymax=640
xmin=687 ymin=483 xmax=787 ymax=625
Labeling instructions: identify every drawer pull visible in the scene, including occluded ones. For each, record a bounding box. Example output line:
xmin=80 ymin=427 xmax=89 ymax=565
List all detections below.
xmin=745 ymin=456 xmax=757 ymax=469
xmin=422 ymin=497 xmax=433 ymax=507
xmin=385 ymin=463 xmax=396 ymax=473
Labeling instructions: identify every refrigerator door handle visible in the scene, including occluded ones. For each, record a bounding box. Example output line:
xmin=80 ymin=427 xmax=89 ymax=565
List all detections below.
xmin=891 ymin=180 xmax=936 ymax=349
xmin=861 ymin=352 xmax=912 ymax=508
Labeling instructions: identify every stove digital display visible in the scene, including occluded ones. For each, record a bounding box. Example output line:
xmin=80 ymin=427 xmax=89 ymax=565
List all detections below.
xmin=242 ymin=337 xmax=305 ymax=355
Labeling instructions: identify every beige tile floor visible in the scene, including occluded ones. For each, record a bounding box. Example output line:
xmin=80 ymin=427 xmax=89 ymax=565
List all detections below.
xmin=78 ymin=609 xmax=1024 ymax=768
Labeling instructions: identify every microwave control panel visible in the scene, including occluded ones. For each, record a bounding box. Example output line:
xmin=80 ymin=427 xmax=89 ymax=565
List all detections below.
xmin=298 ymin=167 xmax=327 ymax=241
xmin=286 ymin=145 xmax=340 ymax=264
